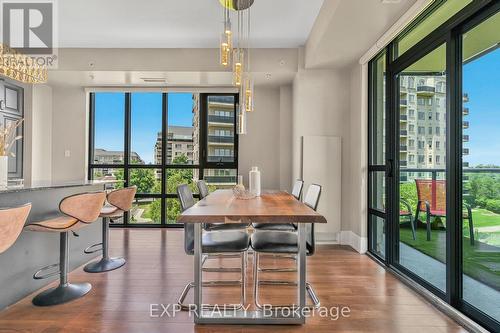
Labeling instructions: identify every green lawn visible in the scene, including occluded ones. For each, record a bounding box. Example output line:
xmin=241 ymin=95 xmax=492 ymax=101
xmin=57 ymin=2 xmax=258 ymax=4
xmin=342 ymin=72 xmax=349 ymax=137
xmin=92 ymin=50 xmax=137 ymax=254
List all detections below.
xmin=400 ymin=209 xmax=500 ymax=291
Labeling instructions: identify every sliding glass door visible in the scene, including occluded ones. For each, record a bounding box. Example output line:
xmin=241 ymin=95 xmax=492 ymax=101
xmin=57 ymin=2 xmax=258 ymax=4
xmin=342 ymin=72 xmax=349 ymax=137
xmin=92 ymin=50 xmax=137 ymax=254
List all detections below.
xmin=461 ymin=9 xmax=500 ymax=324
xmin=395 ymin=43 xmax=448 ymax=292
xmin=367 ymin=1 xmax=500 ymax=331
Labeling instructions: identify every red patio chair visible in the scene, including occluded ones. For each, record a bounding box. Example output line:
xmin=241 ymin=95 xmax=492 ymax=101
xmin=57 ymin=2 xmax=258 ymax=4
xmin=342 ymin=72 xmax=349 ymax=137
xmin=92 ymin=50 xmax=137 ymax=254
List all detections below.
xmin=414 ymin=179 xmax=474 ymax=245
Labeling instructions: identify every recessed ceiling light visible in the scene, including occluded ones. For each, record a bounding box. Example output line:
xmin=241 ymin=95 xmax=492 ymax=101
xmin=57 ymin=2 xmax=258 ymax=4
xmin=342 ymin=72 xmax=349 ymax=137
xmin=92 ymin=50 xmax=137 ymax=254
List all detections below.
xmin=265 ymin=73 xmax=272 ymax=80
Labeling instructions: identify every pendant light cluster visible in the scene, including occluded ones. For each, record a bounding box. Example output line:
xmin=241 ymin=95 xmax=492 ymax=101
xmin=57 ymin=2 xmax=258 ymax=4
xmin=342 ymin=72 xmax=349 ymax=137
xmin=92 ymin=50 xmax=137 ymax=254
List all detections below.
xmin=219 ymin=0 xmax=255 ymax=135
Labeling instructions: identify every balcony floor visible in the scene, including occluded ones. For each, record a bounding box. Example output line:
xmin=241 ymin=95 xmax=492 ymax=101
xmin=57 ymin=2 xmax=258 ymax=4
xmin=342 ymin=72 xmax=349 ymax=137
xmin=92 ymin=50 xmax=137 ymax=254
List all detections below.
xmin=0 ymin=229 xmax=467 ymax=333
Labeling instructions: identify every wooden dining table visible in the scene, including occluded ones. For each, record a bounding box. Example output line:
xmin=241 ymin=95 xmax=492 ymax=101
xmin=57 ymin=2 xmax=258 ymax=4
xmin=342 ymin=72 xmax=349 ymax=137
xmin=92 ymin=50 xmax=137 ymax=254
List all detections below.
xmin=177 ymin=189 xmax=327 ymax=325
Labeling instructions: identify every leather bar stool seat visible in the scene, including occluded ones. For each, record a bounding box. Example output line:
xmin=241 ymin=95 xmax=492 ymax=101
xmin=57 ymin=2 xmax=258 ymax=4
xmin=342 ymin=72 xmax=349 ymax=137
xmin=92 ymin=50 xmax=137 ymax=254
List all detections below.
xmin=0 ymin=204 xmax=31 ymax=254
xmin=84 ymin=186 xmax=137 ymax=273
xmin=25 ymin=192 xmax=106 ymax=306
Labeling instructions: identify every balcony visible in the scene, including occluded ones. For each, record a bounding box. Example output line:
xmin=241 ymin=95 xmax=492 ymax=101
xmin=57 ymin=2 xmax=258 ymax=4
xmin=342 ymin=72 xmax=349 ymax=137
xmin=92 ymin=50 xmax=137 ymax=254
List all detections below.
xmin=400 ymin=115 xmax=408 ymax=121
xmin=463 ymin=148 xmax=470 ymax=155
xmin=417 ymin=86 xmax=436 ymax=95
xmin=463 ymin=121 xmax=469 ymax=129
xmin=204 ymin=176 xmax=237 ymax=183
xmin=208 ymin=115 xmax=233 ymax=124
xmin=400 ymin=99 xmax=408 ymax=107
xmin=400 ymin=160 xmax=408 ymax=167
xmin=463 ymin=135 xmax=469 ymax=142
xmin=400 ymin=130 xmax=408 ymax=136
xmin=400 ymin=145 xmax=408 ymax=152
xmin=208 ymin=135 xmax=234 ymax=144
xmin=207 ymin=156 xmax=234 ymax=163
xmin=463 ymin=93 xmax=470 ymax=103
xmin=463 ymin=108 xmax=470 ymax=116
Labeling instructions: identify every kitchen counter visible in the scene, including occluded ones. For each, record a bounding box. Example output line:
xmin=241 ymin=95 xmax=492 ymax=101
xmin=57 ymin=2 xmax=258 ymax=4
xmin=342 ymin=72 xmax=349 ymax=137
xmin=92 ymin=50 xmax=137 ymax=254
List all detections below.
xmin=0 ymin=180 xmax=119 ymax=310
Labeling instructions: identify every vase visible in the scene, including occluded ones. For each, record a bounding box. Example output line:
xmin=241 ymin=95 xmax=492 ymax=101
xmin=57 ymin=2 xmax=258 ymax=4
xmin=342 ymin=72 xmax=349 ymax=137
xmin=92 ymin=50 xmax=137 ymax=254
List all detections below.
xmin=249 ymin=166 xmax=261 ymax=197
xmin=0 ymin=156 xmax=8 ymax=188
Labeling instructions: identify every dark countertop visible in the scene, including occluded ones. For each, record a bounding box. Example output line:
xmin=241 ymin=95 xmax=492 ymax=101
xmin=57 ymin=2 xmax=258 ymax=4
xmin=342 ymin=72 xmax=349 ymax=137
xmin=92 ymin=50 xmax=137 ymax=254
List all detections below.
xmin=0 ymin=180 xmax=121 ymax=194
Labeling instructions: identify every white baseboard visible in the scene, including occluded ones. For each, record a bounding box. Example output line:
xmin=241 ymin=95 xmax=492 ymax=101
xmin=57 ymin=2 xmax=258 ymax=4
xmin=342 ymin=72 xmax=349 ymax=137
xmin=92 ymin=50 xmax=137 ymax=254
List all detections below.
xmin=340 ymin=231 xmax=367 ymax=254
xmin=315 ymin=232 xmax=340 ymax=245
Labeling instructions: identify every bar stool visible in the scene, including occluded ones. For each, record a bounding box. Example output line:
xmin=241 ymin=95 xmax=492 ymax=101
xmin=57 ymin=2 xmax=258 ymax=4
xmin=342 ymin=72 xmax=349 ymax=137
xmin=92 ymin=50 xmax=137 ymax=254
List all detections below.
xmin=252 ymin=179 xmax=304 ymax=231
xmin=176 ymin=184 xmax=250 ymax=310
xmin=197 ymin=180 xmax=249 ymax=231
xmin=250 ymin=184 xmax=322 ymax=310
xmin=25 ymin=192 xmax=106 ymax=306
xmin=84 ymin=186 xmax=136 ymax=273
xmin=0 ymin=204 xmax=31 ymax=254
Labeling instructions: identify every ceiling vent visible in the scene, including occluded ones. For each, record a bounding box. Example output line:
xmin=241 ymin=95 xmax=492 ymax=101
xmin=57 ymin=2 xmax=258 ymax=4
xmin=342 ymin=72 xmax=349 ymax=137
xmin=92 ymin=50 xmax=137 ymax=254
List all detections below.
xmin=141 ymin=78 xmax=167 ymax=83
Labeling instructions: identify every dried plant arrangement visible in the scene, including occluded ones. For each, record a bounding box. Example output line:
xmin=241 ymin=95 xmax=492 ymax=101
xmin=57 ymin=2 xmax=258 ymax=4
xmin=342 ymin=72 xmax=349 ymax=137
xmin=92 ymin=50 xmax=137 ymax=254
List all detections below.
xmin=0 ymin=119 xmax=23 ymax=157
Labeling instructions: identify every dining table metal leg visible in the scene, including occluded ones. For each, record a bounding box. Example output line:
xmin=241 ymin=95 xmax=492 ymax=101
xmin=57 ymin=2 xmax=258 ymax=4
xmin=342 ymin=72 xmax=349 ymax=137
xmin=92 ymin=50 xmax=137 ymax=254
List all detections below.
xmin=297 ymin=223 xmax=307 ymax=316
xmin=194 ymin=223 xmax=202 ymax=323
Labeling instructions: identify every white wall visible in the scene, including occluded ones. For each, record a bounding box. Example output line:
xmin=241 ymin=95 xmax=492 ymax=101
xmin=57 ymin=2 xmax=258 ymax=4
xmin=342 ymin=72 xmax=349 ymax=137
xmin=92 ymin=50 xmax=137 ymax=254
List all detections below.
xmin=31 ymin=85 xmax=53 ymax=182
xmin=292 ymin=50 xmax=351 ymax=242
xmin=239 ymin=86 xmax=282 ymax=190
xmin=279 ymin=85 xmax=293 ymax=190
xmin=51 ymin=86 xmax=88 ymax=181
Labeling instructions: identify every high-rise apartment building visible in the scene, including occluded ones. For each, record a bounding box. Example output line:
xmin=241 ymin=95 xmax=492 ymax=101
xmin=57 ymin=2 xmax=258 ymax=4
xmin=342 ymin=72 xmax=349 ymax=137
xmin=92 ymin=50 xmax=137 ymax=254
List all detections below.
xmin=399 ymin=75 xmax=470 ymax=180
xmin=154 ymin=127 xmax=194 ymax=179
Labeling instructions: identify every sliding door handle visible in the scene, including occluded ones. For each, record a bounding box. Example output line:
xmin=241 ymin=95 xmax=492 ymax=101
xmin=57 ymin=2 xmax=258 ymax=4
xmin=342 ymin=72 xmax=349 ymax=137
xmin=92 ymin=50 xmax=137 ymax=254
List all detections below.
xmin=387 ymin=159 xmax=394 ymax=178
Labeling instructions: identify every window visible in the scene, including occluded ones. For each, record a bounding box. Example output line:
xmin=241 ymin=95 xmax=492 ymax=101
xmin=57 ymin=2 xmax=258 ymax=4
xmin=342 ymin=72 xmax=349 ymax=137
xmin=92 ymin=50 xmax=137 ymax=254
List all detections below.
xmin=408 ymin=77 xmax=415 ymax=88
xmin=436 ymin=112 xmax=440 ymax=121
xmin=418 ymin=111 xmax=425 ymax=120
xmin=436 ymin=141 xmax=440 ymax=149
xmin=436 ymin=155 xmax=440 ymax=164
xmin=428 ymin=127 xmax=433 ymax=135
xmin=409 ymin=124 xmax=415 ymax=133
xmin=418 ymin=141 xmax=425 ymax=149
xmin=409 ymin=95 xmax=415 ymax=103
xmin=409 ymin=155 xmax=415 ymax=162
xmin=418 ymin=126 xmax=425 ymax=135
xmin=409 ymin=109 xmax=415 ymax=118
xmin=435 ymin=127 xmax=440 ymax=135
xmin=428 ymin=112 xmax=433 ymax=120
xmin=418 ymin=155 xmax=425 ymax=163
xmin=428 ymin=156 xmax=432 ymax=163
xmin=409 ymin=139 xmax=415 ymax=148
xmin=89 ymin=92 xmax=239 ymax=226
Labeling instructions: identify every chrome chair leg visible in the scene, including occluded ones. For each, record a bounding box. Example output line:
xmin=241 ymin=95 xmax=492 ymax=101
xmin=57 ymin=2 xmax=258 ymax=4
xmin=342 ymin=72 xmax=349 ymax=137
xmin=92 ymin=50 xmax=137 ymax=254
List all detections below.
xmin=253 ymin=252 xmax=320 ymax=310
xmin=178 ymin=251 xmax=247 ymax=311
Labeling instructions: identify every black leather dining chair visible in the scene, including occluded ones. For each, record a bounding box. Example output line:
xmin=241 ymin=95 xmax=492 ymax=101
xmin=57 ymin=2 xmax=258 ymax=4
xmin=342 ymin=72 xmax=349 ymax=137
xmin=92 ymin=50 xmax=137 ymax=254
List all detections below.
xmin=252 ymin=179 xmax=304 ymax=232
xmin=176 ymin=184 xmax=250 ymax=310
xmin=250 ymin=183 xmax=322 ymax=310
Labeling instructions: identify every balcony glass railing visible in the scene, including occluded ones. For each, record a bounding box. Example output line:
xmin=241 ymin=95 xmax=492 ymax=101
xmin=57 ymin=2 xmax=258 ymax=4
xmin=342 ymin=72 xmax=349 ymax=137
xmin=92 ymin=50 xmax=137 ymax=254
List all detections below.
xmin=207 ymin=156 xmax=234 ymax=163
xmin=208 ymin=115 xmax=233 ymax=123
xmin=417 ymin=86 xmax=436 ymax=94
xmin=208 ymin=135 xmax=234 ymax=144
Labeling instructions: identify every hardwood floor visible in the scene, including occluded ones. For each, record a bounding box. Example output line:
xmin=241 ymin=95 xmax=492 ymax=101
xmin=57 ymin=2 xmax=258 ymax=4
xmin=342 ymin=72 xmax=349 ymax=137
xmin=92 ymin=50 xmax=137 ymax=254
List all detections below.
xmin=0 ymin=229 xmax=467 ymax=333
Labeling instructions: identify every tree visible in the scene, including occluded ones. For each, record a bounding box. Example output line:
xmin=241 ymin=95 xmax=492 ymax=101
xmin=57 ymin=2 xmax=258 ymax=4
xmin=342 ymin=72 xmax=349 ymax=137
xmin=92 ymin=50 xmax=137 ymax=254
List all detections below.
xmin=129 ymin=168 xmax=156 ymax=194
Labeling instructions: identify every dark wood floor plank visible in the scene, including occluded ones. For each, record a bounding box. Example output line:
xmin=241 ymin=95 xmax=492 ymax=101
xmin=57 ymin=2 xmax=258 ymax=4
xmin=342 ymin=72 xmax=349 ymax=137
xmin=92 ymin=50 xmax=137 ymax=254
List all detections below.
xmin=0 ymin=229 xmax=465 ymax=333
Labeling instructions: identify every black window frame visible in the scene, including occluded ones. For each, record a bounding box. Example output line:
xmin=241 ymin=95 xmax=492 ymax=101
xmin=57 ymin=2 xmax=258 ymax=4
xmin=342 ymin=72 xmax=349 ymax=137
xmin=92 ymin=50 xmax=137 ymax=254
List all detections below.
xmin=367 ymin=0 xmax=500 ymax=331
xmin=88 ymin=92 xmax=239 ymax=228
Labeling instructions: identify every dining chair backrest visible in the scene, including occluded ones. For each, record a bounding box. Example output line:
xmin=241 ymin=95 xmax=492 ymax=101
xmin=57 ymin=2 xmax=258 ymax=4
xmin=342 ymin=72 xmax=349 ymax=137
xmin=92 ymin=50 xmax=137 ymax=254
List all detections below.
xmin=197 ymin=180 xmax=210 ymax=200
xmin=107 ymin=186 xmax=137 ymax=211
xmin=59 ymin=192 xmax=106 ymax=224
xmin=415 ymin=179 xmax=446 ymax=212
xmin=291 ymin=180 xmax=304 ymax=200
xmin=303 ymin=184 xmax=321 ymax=256
xmin=177 ymin=184 xmax=196 ymax=255
xmin=0 ymin=204 xmax=32 ymax=254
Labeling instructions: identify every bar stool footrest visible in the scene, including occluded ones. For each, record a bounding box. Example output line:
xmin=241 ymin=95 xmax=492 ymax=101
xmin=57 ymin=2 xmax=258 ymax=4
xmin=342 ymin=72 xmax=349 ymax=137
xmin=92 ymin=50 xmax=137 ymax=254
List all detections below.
xmin=84 ymin=242 xmax=103 ymax=254
xmin=33 ymin=263 xmax=60 ymax=280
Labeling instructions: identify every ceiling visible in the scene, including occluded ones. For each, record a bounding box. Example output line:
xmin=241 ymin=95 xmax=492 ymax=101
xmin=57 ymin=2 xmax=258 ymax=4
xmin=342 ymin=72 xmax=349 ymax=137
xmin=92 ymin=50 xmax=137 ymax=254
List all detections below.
xmin=57 ymin=0 xmax=324 ymax=48
xmin=306 ymin=0 xmax=418 ymax=69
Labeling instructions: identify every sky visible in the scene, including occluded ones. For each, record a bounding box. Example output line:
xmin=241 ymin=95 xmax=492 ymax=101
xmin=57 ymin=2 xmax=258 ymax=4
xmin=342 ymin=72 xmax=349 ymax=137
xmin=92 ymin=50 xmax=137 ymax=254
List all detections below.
xmin=463 ymin=48 xmax=500 ymax=167
xmin=94 ymin=92 xmax=193 ymax=164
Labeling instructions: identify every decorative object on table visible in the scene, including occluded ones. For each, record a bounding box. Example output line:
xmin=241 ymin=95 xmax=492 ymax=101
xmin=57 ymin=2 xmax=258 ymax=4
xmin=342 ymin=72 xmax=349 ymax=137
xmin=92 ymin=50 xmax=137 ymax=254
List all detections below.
xmin=249 ymin=166 xmax=261 ymax=197
xmin=233 ymin=175 xmax=256 ymax=200
xmin=0 ymin=119 xmax=23 ymax=187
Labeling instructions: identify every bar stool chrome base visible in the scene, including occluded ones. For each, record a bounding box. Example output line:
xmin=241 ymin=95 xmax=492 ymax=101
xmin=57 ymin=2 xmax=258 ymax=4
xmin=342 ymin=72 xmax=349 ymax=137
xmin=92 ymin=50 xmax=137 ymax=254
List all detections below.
xmin=84 ymin=257 xmax=125 ymax=273
xmin=32 ymin=282 xmax=91 ymax=306
xmin=83 ymin=217 xmax=126 ymax=273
